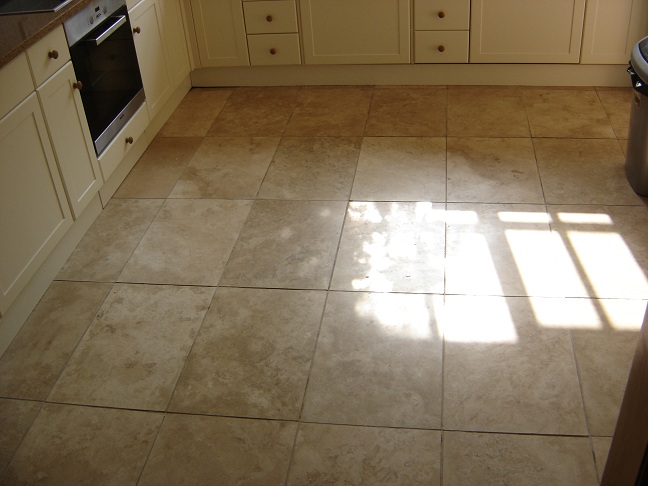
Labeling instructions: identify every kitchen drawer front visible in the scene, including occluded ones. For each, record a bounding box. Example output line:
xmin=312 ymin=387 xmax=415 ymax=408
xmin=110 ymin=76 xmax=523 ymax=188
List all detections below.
xmin=0 ymin=54 xmax=34 ymax=117
xmin=97 ymin=103 xmax=149 ymax=182
xmin=415 ymin=31 xmax=469 ymax=63
xmin=26 ymin=26 xmax=71 ymax=86
xmin=247 ymin=34 xmax=301 ymax=65
xmin=243 ymin=1 xmax=298 ymax=34
xmin=414 ymin=0 xmax=470 ymax=31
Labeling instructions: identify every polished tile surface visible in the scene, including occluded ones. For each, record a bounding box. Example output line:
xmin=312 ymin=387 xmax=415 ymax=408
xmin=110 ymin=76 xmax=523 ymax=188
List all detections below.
xmin=2 ymin=84 xmax=645 ymax=484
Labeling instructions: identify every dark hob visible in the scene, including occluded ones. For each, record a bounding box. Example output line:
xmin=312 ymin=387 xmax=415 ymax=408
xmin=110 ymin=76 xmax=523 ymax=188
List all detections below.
xmin=0 ymin=0 xmax=75 ymax=15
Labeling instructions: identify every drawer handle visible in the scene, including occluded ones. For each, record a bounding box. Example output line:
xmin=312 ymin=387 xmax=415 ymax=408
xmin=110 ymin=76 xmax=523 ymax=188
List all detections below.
xmin=438 ymin=45 xmax=446 ymax=52
xmin=438 ymin=11 xmax=446 ymax=18
xmin=270 ymin=48 xmax=277 ymax=55
xmin=48 ymin=50 xmax=59 ymax=60
xmin=266 ymin=15 xmax=273 ymax=22
xmin=133 ymin=26 xmax=141 ymax=34
xmin=72 ymin=81 xmax=83 ymax=90
xmin=126 ymin=136 xmax=134 ymax=144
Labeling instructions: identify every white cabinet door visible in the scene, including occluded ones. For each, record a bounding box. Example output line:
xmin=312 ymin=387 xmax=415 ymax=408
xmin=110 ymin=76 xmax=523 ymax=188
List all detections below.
xmin=37 ymin=62 xmax=102 ymax=219
xmin=581 ymin=0 xmax=648 ymax=64
xmin=190 ymin=0 xmax=249 ymax=67
xmin=159 ymin=0 xmax=191 ymax=86
xmin=300 ymin=0 xmax=411 ymax=64
xmin=0 ymin=94 xmax=72 ymax=314
xmin=130 ymin=0 xmax=173 ymax=119
xmin=470 ymin=0 xmax=587 ymax=63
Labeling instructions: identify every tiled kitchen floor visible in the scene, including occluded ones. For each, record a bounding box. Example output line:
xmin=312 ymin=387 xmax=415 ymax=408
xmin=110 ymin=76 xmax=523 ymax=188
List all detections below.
xmin=1 ymin=85 xmax=648 ymax=485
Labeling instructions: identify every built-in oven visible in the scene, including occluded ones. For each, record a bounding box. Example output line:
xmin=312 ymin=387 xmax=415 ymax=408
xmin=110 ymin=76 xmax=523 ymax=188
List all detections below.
xmin=64 ymin=0 xmax=144 ymax=155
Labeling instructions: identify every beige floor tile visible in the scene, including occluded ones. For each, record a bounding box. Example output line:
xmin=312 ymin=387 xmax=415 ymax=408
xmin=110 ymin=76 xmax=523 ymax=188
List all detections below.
xmin=159 ymin=88 xmax=233 ymax=137
xmin=443 ymin=295 xmax=587 ymax=435
xmin=113 ymin=137 xmax=202 ymax=199
xmin=3 ymin=404 xmax=162 ymax=485
xmin=331 ymin=202 xmax=445 ymax=293
xmin=48 ymin=284 xmax=214 ymax=410
xmin=0 ymin=399 xmax=41 ymax=473
xmin=524 ymin=88 xmax=616 ymax=138
xmin=139 ymin=414 xmax=296 ymax=486
xmin=284 ymin=86 xmax=373 ymax=136
xmin=287 ymin=423 xmax=441 ymax=486
xmin=572 ymin=327 xmax=640 ymax=436
xmin=447 ymin=137 xmax=543 ymax=203
xmin=258 ymin=137 xmax=361 ymax=200
xmin=351 ymin=137 xmax=446 ymax=201
xmin=56 ymin=199 xmax=163 ymax=282
xmin=534 ymin=138 xmax=640 ymax=205
xmin=443 ymin=431 xmax=598 ymax=486
xmin=119 ymin=199 xmax=251 ymax=286
xmin=365 ymin=86 xmax=447 ymax=136
xmin=596 ymin=87 xmax=633 ymax=139
xmin=169 ymin=137 xmax=279 ymax=199
xmin=219 ymin=200 xmax=346 ymax=289
xmin=448 ymin=86 xmax=531 ymax=137
xmin=592 ymin=436 xmax=612 ymax=482
xmin=445 ymin=203 xmax=590 ymax=297
xmin=169 ymin=288 xmax=325 ymax=420
xmin=548 ymin=205 xmax=648 ymax=299
xmin=301 ymin=292 xmax=443 ymax=428
xmin=0 ymin=282 xmax=111 ymax=400
xmin=208 ymin=86 xmax=302 ymax=136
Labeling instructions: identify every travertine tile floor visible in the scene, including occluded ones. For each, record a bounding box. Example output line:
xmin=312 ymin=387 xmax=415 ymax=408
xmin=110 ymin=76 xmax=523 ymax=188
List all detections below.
xmin=1 ymin=85 xmax=648 ymax=485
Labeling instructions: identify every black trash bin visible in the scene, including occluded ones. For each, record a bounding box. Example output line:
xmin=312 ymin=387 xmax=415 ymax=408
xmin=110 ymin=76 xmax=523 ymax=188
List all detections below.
xmin=626 ymin=36 xmax=648 ymax=196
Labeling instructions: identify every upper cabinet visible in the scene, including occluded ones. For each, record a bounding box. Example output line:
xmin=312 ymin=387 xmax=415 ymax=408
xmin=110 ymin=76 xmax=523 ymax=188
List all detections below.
xmin=191 ymin=0 xmax=249 ymax=67
xmin=299 ymin=0 xmax=410 ymax=64
xmin=581 ymin=0 xmax=648 ymax=64
xmin=470 ymin=0 xmax=587 ymax=63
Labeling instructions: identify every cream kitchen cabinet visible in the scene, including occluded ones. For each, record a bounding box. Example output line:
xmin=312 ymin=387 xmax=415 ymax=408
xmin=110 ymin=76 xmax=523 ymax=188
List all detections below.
xmin=130 ymin=0 xmax=173 ymax=119
xmin=470 ymin=0 xmax=587 ymax=63
xmin=0 ymin=93 xmax=73 ymax=315
xmin=160 ymin=0 xmax=192 ymax=86
xmin=581 ymin=0 xmax=648 ymax=64
xmin=37 ymin=62 xmax=102 ymax=219
xmin=244 ymin=0 xmax=301 ymax=66
xmin=414 ymin=0 xmax=470 ymax=63
xmin=191 ymin=0 xmax=249 ymax=67
xmin=299 ymin=0 xmax=411 ymax=64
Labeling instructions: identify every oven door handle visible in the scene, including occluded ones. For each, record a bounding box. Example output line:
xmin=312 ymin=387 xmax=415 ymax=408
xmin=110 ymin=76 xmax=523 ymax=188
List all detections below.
xmin=87 ymin=15 xmax=127 ymax=46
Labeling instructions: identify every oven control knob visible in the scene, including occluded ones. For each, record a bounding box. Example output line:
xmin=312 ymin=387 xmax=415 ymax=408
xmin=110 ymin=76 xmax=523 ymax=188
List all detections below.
xmin=89 ymin=15 xmax=94 ymax=25
xmin=103 ymin=6 xmax=108 ymax=14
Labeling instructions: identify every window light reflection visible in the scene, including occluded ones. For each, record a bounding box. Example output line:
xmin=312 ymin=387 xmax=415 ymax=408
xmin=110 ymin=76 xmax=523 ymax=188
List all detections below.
xmin=529 ymin=297 xmax=602 ymax=330
xmin=354 ymin=293 xmax=439 ymax=340
xmin=567 ymin=231 xmax=648 ymax=299
xmin=557 ymin=212 xmax=613 ymax=224
xmin=498 ymin=211 xmax=552 ymax=223
xmin=444 ymin=296 xmax=518 ymax=343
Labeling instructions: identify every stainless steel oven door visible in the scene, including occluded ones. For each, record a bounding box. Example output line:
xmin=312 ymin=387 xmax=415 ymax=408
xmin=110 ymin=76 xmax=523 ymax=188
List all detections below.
xmin=66 ymin=3 xmax=144 ymax=155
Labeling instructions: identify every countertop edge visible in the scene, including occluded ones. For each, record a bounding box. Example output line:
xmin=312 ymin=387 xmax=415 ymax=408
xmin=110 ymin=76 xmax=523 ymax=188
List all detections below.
xmin=0 ymin=0 xmax=93 ymax=69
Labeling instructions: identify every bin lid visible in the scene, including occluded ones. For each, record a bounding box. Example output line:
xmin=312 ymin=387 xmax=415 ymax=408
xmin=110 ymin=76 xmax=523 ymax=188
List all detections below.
xmin=631 ymin=36 xmax=648 ymax=83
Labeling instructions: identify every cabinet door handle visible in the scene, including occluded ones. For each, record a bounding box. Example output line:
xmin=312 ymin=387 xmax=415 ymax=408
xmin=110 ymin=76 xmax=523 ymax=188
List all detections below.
xmin=438 ymin=45 xmax=446 ymax=52
xmin=126 ymin=136 xmax=134 ymax=144
xmin=438 ymin=11 xmax=446 ymax=18
xmin=48 ymin=50 xmax=59 ymax=59
xmin=266 ymin=15 xmax=273 ymax=22
xmin=133 ymin=26 xmax=141 ymax=34
xmin=72 ymin=81 xmax=83 ymax=90
xmin=270 ymin=48 xmax=277 ymax=55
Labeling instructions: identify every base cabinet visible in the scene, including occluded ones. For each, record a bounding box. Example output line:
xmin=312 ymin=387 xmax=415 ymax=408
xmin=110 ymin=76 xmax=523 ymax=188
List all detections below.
xmin=37 ymin=62 xmax=102 ymax=219
xmin=470 ymin=0 xmax=586 ymax=63
xmin=130 ymin=0 xmax=173 ymax=119
xmin=191 ymin=0 xmax=249 ymax=67
xmin=0 ymin=94 xmax=72 ymax=315
xmin=299 ymin=0 xmax=411 ymax=64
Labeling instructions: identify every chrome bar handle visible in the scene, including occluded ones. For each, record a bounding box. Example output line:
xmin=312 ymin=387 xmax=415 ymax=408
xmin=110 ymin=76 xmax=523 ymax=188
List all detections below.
xmin=88 ymin=15 xmax=127 ymax=46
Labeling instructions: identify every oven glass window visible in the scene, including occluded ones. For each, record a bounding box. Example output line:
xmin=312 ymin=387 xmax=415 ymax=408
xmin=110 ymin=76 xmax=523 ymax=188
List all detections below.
xmin=69 ymin=6 xmax=143 ymax=145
